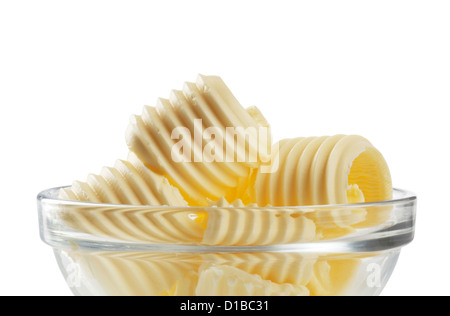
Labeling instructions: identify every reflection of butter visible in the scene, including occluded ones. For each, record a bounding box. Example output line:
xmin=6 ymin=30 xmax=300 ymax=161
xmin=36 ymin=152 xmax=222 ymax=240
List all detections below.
xmin=58 ymin=152 xmax=205 ymax=243
xmin=202 ymin=198 xmax=316 ymax=245
xmin=126 ymin=75 xmax=272 ymax=206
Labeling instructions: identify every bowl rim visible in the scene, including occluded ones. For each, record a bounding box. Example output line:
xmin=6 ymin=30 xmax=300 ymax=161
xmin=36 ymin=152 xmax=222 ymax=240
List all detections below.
xmin=37 ymin=186 xmax=417 ymax=210
xmin=37 ymin=186 xmax=417 ymax=253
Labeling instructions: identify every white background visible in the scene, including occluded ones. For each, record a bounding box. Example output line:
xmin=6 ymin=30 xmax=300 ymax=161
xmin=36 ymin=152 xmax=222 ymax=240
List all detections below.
xmin=1 ymin=0 xmax=449 ymax=296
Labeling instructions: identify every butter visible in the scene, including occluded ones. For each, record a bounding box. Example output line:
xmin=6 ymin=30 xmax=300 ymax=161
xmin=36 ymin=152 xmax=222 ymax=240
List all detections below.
xmin=59 ymin=152 xmax=188 ymax=206
xmin=252 ymin=135 xmax=392 ymax=238
xmin=253 ymin=135 xmax=392 ymax=206
xmin=56 ymin=75 xmax=394 ymax=296
xmin=195 ymin=264 xmax=310 ymax=296
xmin=58 ymin=152 xmax=206 ymax=243
xmin=347 ymin=184 xmax=365 ymax=204
xmin=200 ymin=252 xmax=318 ymax=286
xmin=126 ymin=75 xmax=272 ymax=206
xmin=307 ymin=257 xmax=361 ymax=296
xmin=73 ymin=251 xmax=201 ymax=296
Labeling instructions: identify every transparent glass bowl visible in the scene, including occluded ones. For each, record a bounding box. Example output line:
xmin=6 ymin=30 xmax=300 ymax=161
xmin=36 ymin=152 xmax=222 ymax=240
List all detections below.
xmin=37 ymin=187 xmax=416 ymax=296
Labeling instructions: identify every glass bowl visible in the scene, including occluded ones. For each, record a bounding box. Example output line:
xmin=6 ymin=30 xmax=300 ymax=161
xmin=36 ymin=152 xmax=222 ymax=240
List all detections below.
xmin=37 ymin=186 xmax=416 ymax=296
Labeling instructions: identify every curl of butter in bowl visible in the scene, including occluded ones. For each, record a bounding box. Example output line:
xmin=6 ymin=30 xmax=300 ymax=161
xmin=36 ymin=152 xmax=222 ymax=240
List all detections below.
xmin=37 ymin=74 xmax=416 ymax=296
